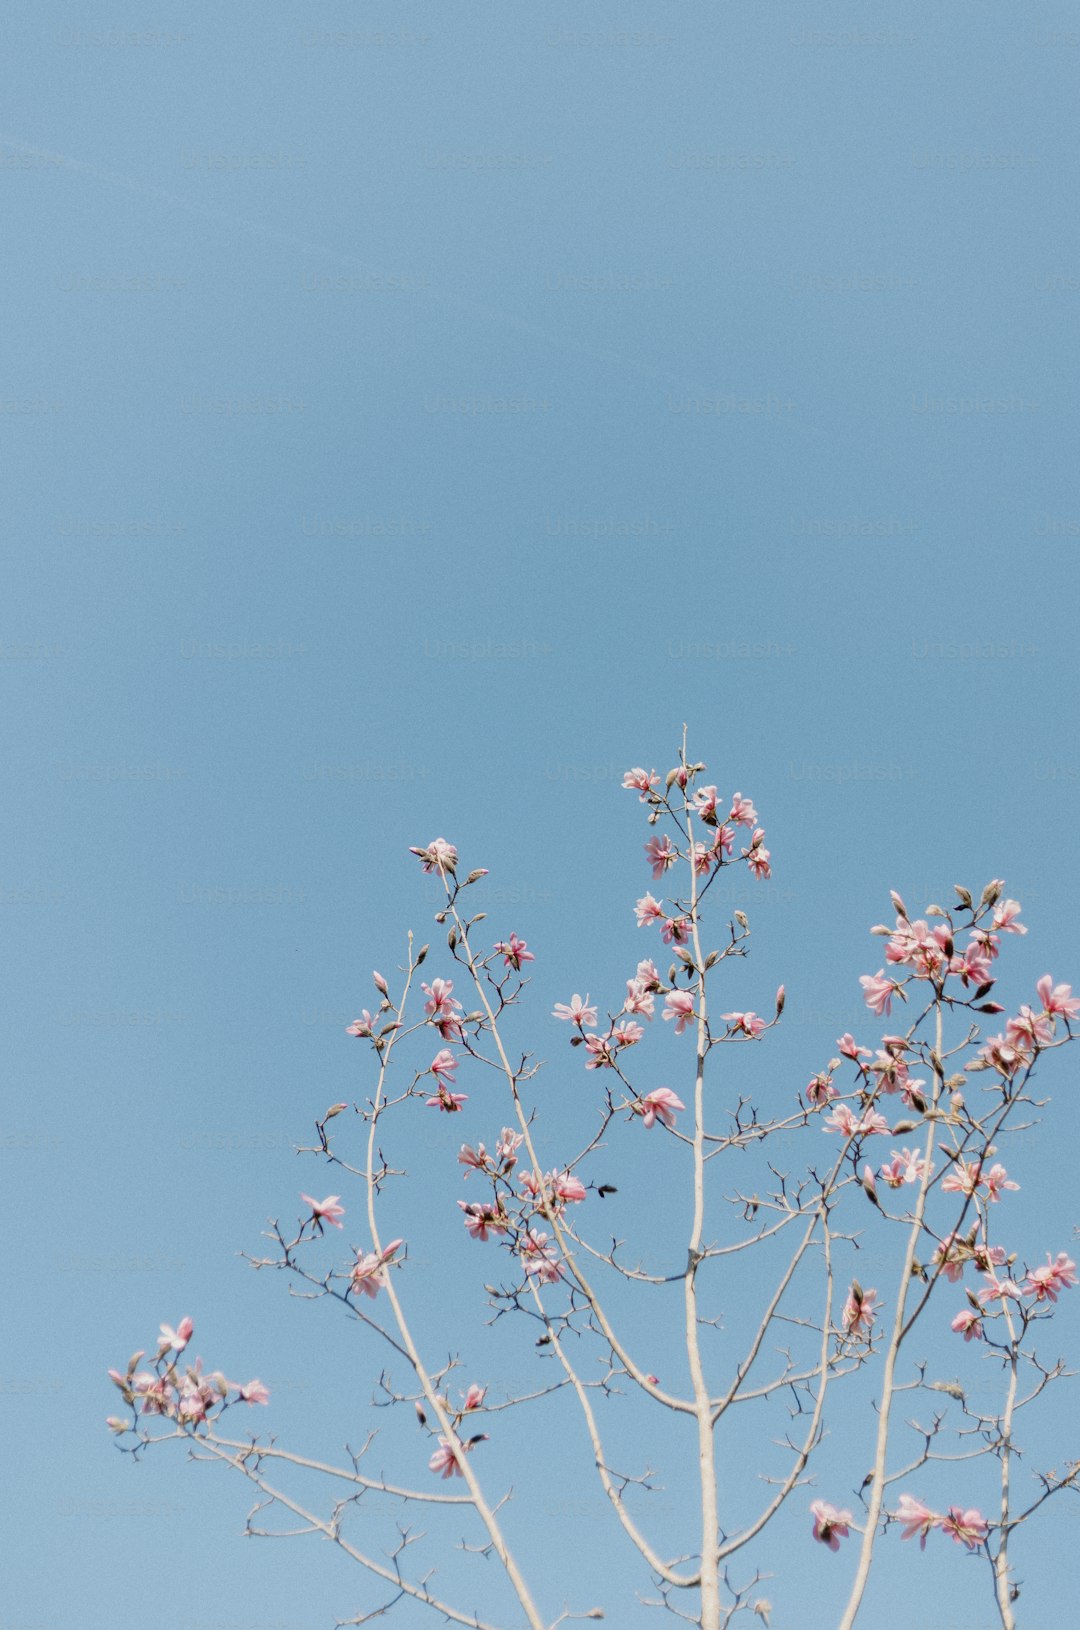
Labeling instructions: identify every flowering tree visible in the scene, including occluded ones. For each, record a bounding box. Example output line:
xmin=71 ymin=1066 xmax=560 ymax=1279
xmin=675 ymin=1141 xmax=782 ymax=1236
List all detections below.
xmin=107 ymin=739 xmax=1079 ymax=1629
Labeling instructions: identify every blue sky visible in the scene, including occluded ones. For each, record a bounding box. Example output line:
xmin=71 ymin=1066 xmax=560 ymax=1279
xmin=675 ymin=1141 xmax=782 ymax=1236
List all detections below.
xmin=3 ymin=3 xmax=1080 ymax=1628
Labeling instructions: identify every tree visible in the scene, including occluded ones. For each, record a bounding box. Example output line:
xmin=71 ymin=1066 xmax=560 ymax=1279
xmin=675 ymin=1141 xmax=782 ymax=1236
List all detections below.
xmin=108 ymin=738 xmax=1079 ymax=1629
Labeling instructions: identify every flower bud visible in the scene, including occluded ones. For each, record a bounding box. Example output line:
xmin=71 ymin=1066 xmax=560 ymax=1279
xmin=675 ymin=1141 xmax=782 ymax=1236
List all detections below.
xmin=775 ymin=985 xmax=785 ymax=1016
xmin=373 ymin=971 xmax=389 ymax=995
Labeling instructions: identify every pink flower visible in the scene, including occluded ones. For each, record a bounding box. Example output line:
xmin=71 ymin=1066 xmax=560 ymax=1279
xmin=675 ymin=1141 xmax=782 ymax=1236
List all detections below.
xmin=1006 ymin=1006 xmax=1054 ymax=1049
xmin=554 ymin=1170 xmax=586 ymax=1204
xmin=729 ymin=793 xmax=757 ymax=827
xmin=841 ymin=1283 xmax=879 ymax=1336
xmin=859 ymin=971 xmax=901 ymax=1016
xmin=806 ymin=1071 xmax=837 ymax=1106
xmin=878 ymin=1148 xmax=931 ymax=1188
xmin=977 ymin=1274 xmax=1023 ymax=1307
xmin=623 ymin=978 xmax=656 ymax=1019
xmin=951 ymin=1309 xmax=984 ymax=1342
xmin=636 ymin=958 xmax=661 ymax=989
xmin=713 ymin=824 xmax=735 ymax=858
xmin=428 ymin=1433 xmax=486 ymax=1478
xmin=810 ymin=1499 xmax=854 ymax=1551
xmin=940 ymin=1159 xmax=982 ymax=1199
xmin=823 ymin=1104 xmax=889 ymax=1139
xmin=301 ymin=1193 xmax=346 ymax=1230
xmin=462 ymin=1384 xmax=486 ymax=1411
xmin=637 ymin=1087 xmax=685 ymax=1130
xmin=893 ymin=1494 xmax=938 ymax=1550
xmin=553 ymin=993 xmax=598 ymax=1026
xmin=458 ymin=1142 xmax=489 ymax=1175
xmin=458 ymin=1201 xmax=509 ymax=1242
xmin=660 ymin=916 xmax=691 ymax=946
xmin=423 ymin=978 xmax=465 ymax=1041
xmin=722 ymin=1010 xmax=766 ymax=1038
xmin=425 ymin=1086 xmax=469 ymax=1112
xmin=950 ymin=943 xmax=994 ymax=988
xmin=1023 ymin=1251 xmax=1077 ymax=1303
xmin=992 ymin=899 xmax=1026 ymax=935
xmin=635 ymin=893 xmax=665 ymax=928
xmin=691 ymin=785 xmax=720 ymax=824
xmin=838 ymin=1033 xmax=871 ymax=1061
xmin=613 ymin=1019 xmax=644 ymax=1047
xmin=623 ymin=767 xmax=660 ymax=800
xmin=346 ymin=1011 xmax=376 ymax=1038
xmin=644 ymin=835 xmax=678 ymax=877
xmin=1036 ymin=974 xmax=1080 ymax=1021
xmin=663 ymin=991 xmax=696 ymax=1034
xmin=744 ymin=829 xmax=771 ymax=880
xmin=521 ymin=1229 xmax=562 ymax=1282
xmin=410 ymin=838 xmax=457 ymax=874
xmin=157 ymin=1317 xmax=194 ymax=1355
xmin=939 ymin=1508 xmax=988 ymax=1550
xmin=236 ymin=1378 xmax=270 ymax=1405
xmin=430 ymin=1049 xmax=458 ymax=1083
xmin=583 ymin=1033 xmax=616 ymax=1069
xmin=932 ymin=1234 xmax=971 ymax=1283
xmin=496 ymin=1127 xmax=524 ymax=1164
xmin=982 ymin=1163 xmax=1019 ymax=1202
xmin=351 ymin=1238 xmax=404 ymax=1298
xmin=978 ymin=1033 xmax=1029 ymax=1077
xmin=494 ymin=933 xmax=534 ymax=970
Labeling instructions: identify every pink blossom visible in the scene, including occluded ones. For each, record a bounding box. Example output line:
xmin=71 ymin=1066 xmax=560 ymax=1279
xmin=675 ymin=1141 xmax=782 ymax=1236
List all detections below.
xmin=458 ymin=1201 xmax=509 ymax=1242
xmin=458 ymin=1142 xmax=489 ymax=1175
xmin=823 ymin=1104 xmax=889 ymax=1139
xmin=1006 ymin=1006 xmax=1054 ymax=1049
xmin=950 ymin=942 xmax=994 ymax=988
xmin=553 ymin=993 xmax=598 ymax=1026
xmin=613 ymin=1019 xmax=644 ymax=1047
xmin=663 ymin=991 xmax=696 ymax=1034
xmin=806 ymin=1071 xmax=837 ymax=1107
xmin=992 ymin=899 xmax=1026 ymax=935
xmin=346 ymin=1011 xmax=376 ymax=1038
xmin=729 ymin=793 xmax=757 ymax=827
xmin=1023 ymin=1251 xmax=1077 ymax=1303
xmin=644 ymin=835 xmax=678 ymax=877
xmin=157 ymin=1316 xmax=194 ymax=1354
xmin=940 ymin=1159 xmax=982 ymax=1199
xmin=496 ymin=1127 xmax=524 ymax=1164
xmin=859 ymin=970 xmax=901 ymax=1017
xmin=301 ymin=1193 xmax=346 ymax=1230
xmin=425 ymin=1086 xmax=469 ymax=1112
xmin=428 ymin=1434 xmax=486 ymax=1478
xmin=521 ymin=1229 xmax=562 ymax=1282
xmin=462 ymin=1384 xmax=486 ymax=1411
xmin=236 ymin=1378 xmax=270 ymax=1405
xmin=583 ymin=1033 xmax=616 ymax=1069
xmin=841 ymin=1283 xmax=879 ymax=1336
xmin=982 ymin=1163 xmax=1019 ymax=1202
xmin=351 ymin=1238 xmax=404 ymax=1298
xmin=744 ymin=830 xmax=771 ymax=880
xmin=722 ymin=1010 xmax=766 ymax=1038
xmin=838 ymin=1033 xmax=871 ymax=1061
xmin=932 ymin=1234 xmax=971 ymax=1283
xmin=623 ymin=978 xmax=656 ymax=1019
xmin=1036 ymin=974 xmax=1080 ymax=1021
xmin=878 ymin=1148 xmax=931 ymax=1188
xmin=637 ymin=1087 xmax=685 ymax=1130
xmin=713 ymin=824 xmax=735 ymax=858
xmin=635 ymin=892 xmax=665 ymax=928
xmin=893 ymin=1494 xmax=938 ymax=1550
xmin=636 ymin=958 xmax=661 ymax=990
xmin=810 ymin=1499 xmax=854 ymax=1551
xmin=430 ymin=1049 xmax=458 ymax=1083
xmin=691 ymin=785 xmax=720 ymax=824
xmin=623 ymin=767 xmax=660 ymax=800
xmin=978 ymin=1033 xmax=1029 ymax=1077
xmin=494 ymin=933 xmax=534 ymax=970
xmin=410 ymin=838 xmax=457 ymax=874
xmin=951 ymin=1309 xmax=984 ymax=1342
xmin=976 ymin=1274 xmax=1023 ymax=1307
xmin=554 ymin=1170 xmax=587 ymax=1203
xmin=939 ymin=1508 xmax=988 ymax=1550
xmin=423 ymin=978 xmax=465 ymax=1041
xmin=660 ymin=916 xmax=691 ymax=946
xmin=133 ymin=1373 xmax=175 ymax=1417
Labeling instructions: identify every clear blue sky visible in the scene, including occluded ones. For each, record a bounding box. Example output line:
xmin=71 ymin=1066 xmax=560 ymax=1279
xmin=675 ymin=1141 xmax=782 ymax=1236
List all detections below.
xmin=3 ymin=3 xmax=1079 ymax=1628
